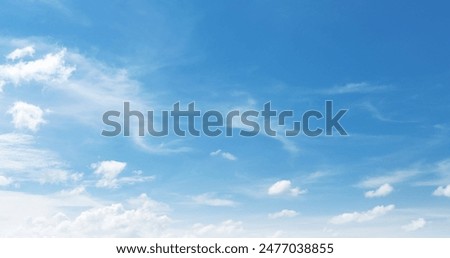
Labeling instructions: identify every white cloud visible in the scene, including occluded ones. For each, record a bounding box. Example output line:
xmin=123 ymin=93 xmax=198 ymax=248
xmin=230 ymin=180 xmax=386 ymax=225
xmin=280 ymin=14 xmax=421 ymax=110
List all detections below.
xmin=0 ymin=133 xmax=78 ymax=184
xmin=436 ymin=159 xmax=450 ymax=174
xmin=0 ymin=190 xmax=101 ymax=236
xmin=191 ymin=220 xmax=243 ymax=237
xmin=402 ymin=218 xmax=426 ymax=232
xmin=132 ymin=137 xmax=192 ymax=155
xmin=433 ymin=185 xmax=450 ymax=197
xmin=0 ymin=48 xmax=75 ymax=87
xmin=268 ymin=180 xmax=305 ymax=196
xmin=360 ymin=102 xmax=395 ymax=122
xmin=1 ymin=41 xmax=191 ymax=154
xmin=268 ymin=180 xmax=291 ymax=195
xmin=330 ymin=204 xmax=395 ymax=224
xmin=268 ymin=209 xmax=298 ymax=219
xmin=7 ymin=101 xmax=46 ymax=131
xmin=15 ymin=194 xmax=171 ymax=237
xmin=210 ymin=149 xmax=222 ymax=156
xmin=304 ymin=171 xmax=330 ymax=182
xmin=358 ymin=169 xmax=419 ymax=188
xmin=273 ymin=135 xmax=299 ymax=154
xmin=39 ymin=170 xmax=82 ymax=184
xmin=58 ymin=186 xmax=86 ymax=196
xmin=210 ymin=149 xmax=237 ymax=161
xmin=365 ymin=183 xmax=394 ymax=198
xmin=193 ymin=193 xmax=237 ymax=207
xmin=92 ymin=160 xmax=127 ymax=188
xmin=324 ymin=82 xmax=386 ymax=94
xmin=0 ymin=176 xmax=13 ymax=186
xmin=413 ymin=159 xmax=450 ymax=186
xmin=6 ymin=46 xmax=35 ymax=60
xmin=91 ymin=161 xmax=153 ymax=188
xmin=116 ymin=174 xmax=155 ymax=186
xmin=221 ymin=152 xmax=237 ymax=161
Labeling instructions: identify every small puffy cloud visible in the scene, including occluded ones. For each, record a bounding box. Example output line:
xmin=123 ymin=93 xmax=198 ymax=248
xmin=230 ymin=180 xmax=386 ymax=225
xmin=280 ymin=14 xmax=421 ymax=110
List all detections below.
xmin=7 ymin=102 xmax=46 ymax=132
xmin=18 ymin=194 xmax=171 ymax=237
xmin=193 ymin=193 xmax=237 ymax=207
xmin=6 ymin=46 xmax=35 ymax=60
xmin=210 ymin=149 xmax=222 ymax=156
xmin=268 ymin=209 xmax=298 ymax=219
xmin=91 ymin=161 xmax=153 ymax=188
xmin=402 ymin=218 xmax=426 ymax=232
xmin=92 ymin=160 xmax=127 ymax=188
xmin=0 ymin=48 xmax=75 ymax=87
xmin=0 ymin=176 xmax=13 ymax=186
xmin=210 ymin=149 xmax=237 ymax=161
xmin=433 ymin=185 xmax=450 ymax=197
xmin=39 ymin=170 xmax=82 ymax=184
xmin=365 ymin=183 xmax=394 ymax=198
xmin=268 ymin=180 xmax=305 ymax=196
xmin=324 ymin=82 xmax=386 ymax=94
xmin=192 ymin=220 xmax=243 ymax=237
xmin=115 ymin=174 xmax=155 ymax=186
xmin=330 ymin=204 xmax=395 ymax=224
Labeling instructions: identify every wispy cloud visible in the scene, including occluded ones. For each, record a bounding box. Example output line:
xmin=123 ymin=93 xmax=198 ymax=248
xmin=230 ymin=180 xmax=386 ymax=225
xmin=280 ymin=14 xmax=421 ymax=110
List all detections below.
xmin=302 ymin=170 xmax=333 ymax=184
xmin=268 ymin=209 xmax=298 ymax=219
xmin=192 ymin=193 xmax=237 ymax=207
xmin=92 ymin=160 xmax=127 ymax=188
xmin=92 ymin=160 xmax=154 ymax=189
xmin=0 ymin=47 xmax=75 ymax=87
xmin=365 ymin=183 xmax=394 ymax=198
xmin=330 ymin=205 xmax=395 ymax=224
xmin=6 ymin=46 xmax=35 ymax=60
xmin=0 ymin=133 xmax=79 ymax=184
xmin=0 ymin=176 xmax=13 ymax=186
xmin=58 ymin=186 xmax=86 ymax=196
xmin=210 ymin=149 xmax=237 ymax=161
xmin=402 ymin=218 xmax=426 ymax=232
xmin=0 ymin=189 xmax=101 ymax=235
xmin=323 ymin=82 xmax=387 ymax=95
xmin=133 ymin=137 xmax=192 ymax=155
xmin=360 ymin=102 xmax=396 ymax=122
xmin=358 ymin=169 xmax=419 ymax=188
xmin=433 ymin=185 xmax=450 ymax=197
xmin=15 ymin=194 xmax=170 ymax=237
xmin=414 ymin=159 xmax=450 ymax=186
xmin=191 ymin=220 xmax=243 ymax=237
xmin=7 ymin=101 xmax=46 ymax=132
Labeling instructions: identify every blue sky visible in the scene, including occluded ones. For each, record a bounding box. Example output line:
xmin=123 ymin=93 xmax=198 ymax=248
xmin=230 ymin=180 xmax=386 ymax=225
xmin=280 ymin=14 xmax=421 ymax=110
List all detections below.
xmin=0 ymin=0 xmax=449 ymax=237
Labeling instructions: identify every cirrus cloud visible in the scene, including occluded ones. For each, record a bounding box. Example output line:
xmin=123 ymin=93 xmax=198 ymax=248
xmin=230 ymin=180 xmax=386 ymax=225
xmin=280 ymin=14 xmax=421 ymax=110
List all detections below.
xmin=268 ymin=180 xmax=306 ymax=196
xmin=7 ymin=101 xmax=46 ymax=132
xmin=6 ymin=46 xmax=35 ymax=61
xmin=210 ymin=149 xmax=237 ymax=161
xmin=330 ymin=205 xmax=395 ymax=224
xmin=268 ymin=209 xmax=298 ymax=219
xmin=402 ymin=218 xmax=426 ymax=232
xmin=365 ymin=183 xmax=394 ymax=198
